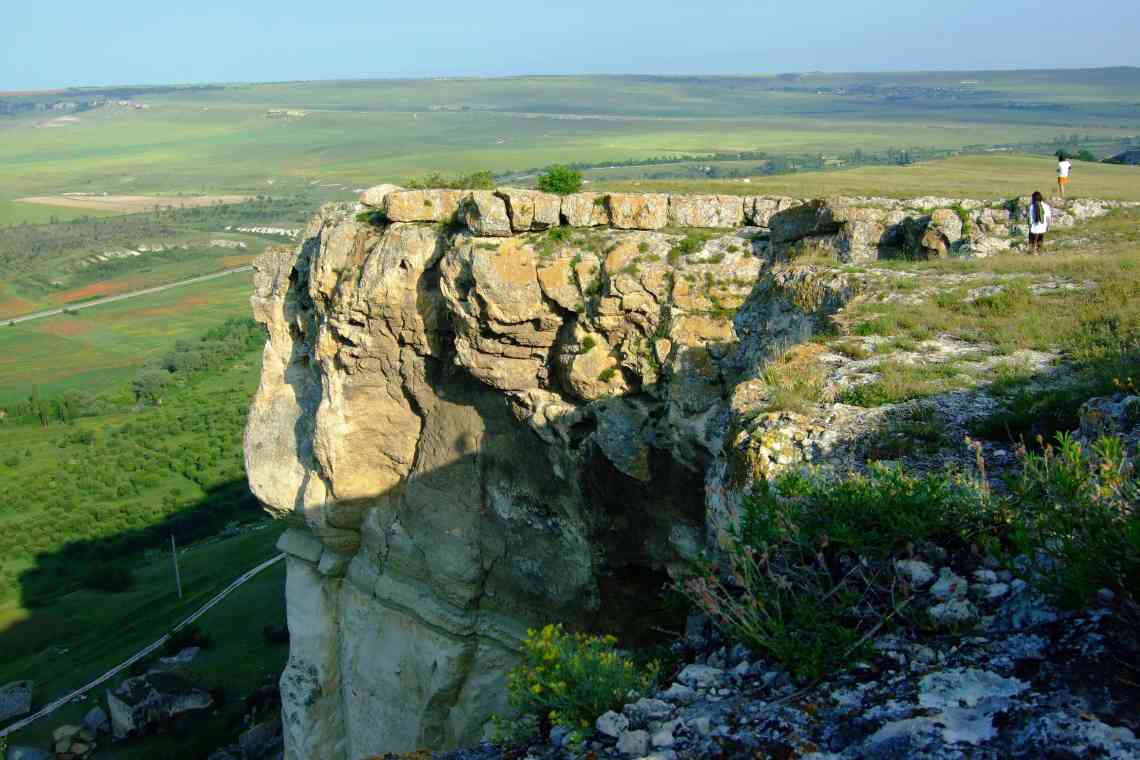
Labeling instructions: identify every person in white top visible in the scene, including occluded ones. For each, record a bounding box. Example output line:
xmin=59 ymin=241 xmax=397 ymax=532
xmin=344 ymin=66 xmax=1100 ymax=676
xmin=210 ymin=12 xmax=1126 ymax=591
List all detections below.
xmin=1057 ymin=155 xmax=1072 ymax=198
xmin=1028 ymin=190 xmax=1051 ymax=255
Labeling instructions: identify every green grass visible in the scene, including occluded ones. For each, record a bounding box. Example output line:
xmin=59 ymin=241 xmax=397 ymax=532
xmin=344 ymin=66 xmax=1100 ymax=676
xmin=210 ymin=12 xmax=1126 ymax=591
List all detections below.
xmin=0 ymin=199 xmax=119 ymax=226
xmin=0 ymin=272 xmax=254 ymax=403
xmin=0 ymin=525 xmax=287 ymax=754
xmin=611 ymin=154 xmax=1140 ymax=202
xmin=2 ymin=72 xmax=1138 ymax=201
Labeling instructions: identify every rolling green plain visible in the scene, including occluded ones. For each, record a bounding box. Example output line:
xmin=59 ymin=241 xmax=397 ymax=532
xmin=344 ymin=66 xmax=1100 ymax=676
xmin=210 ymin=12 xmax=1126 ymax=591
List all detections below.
xmin=1 ymin=68 xmax=1138 ymax=754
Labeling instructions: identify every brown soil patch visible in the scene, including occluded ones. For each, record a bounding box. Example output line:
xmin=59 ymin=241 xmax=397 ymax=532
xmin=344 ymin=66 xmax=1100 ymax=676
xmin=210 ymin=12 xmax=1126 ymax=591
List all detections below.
xmin=16 ymin=194 xmax=252 ymax=214
xmin=51 ymin=280 xmax=131 ymax=304
xmin=0 ymin=297 xmax=41 ymax=320
xmin=220 ymin=254 xmax=255 ymax=268
xmin=42 ymin=318 xmax=94 ymax=336
xmin=133 ymin=293 xmax=211 ymax=318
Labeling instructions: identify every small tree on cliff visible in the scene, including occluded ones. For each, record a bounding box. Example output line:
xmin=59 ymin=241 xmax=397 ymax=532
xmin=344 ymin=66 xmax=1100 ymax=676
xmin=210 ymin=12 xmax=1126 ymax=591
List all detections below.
xmin=537 ymin=165 xmax=583 ymax=195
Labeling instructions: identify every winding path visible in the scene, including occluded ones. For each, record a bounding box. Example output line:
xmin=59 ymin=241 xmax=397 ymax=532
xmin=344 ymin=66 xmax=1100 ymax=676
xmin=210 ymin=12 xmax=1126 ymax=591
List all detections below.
xmin=0 ymin=552 xmax=285 ymax=739
xmin=4 ymin=265 xmax=253 ymax=326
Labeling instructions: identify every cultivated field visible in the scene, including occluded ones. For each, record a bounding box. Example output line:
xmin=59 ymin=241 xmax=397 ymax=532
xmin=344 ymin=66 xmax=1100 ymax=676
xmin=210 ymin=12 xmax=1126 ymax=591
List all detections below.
xmin=15 ymin=193 xmax=251 ymax=213
xmin=0 ymin=272 xmax=254 ymax=402
xmin=606 ymin=154 xmax=1140 ymax=201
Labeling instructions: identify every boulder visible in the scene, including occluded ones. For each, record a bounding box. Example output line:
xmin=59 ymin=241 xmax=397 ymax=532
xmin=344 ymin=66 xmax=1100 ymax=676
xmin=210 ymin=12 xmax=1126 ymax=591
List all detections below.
xmin=0 ymin=680 xmax=33 ymax=723
xmin=495 ymin=188 xmax=561 ymax=231
xmin=668 ymin=194 xmax=744 ymax=228
xmin=769 ymin=200 xmax=839 ymax=243
xmin=82 ymin=705 xmax=110 ymax=735
xmin=383 ymin=189 xmax=464 ymax=222
xmin=560 ymin=192 xmax=609 ymax=226
xmin=744 ymin=196 xmax=792 ymax=227
xmin=106 ymin=672 xmax=213 ymax=739
xmin=607 ymin=193 xmax=668 ymax=230
xmin=459 ymin=191 xmax=512 ymax=237
xmin=358 ymin=183 xmax=403 ymax=210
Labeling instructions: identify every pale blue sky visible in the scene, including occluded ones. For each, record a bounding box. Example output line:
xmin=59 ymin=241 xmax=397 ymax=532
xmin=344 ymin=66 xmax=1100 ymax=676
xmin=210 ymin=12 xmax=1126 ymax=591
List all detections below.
xmin=4 ymin=0 xmax=1139 ymax=90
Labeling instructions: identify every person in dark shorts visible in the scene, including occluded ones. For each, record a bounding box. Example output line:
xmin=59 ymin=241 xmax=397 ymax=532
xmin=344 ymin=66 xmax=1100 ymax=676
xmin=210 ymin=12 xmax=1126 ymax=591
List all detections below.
xmin=1028 ymin=190 xmax=1051 ymax=254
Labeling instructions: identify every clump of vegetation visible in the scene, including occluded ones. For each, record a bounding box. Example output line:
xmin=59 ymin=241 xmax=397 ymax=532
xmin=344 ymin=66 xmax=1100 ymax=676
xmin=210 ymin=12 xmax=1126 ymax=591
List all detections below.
xmin=761 ymin=344 xmax=829 ymax=414
xmin=637 ymin=241 xmax=651 ymax=254
xmin=406 ymin=170 xmax=495 ymax=190
xmin=687 ymin=432 xmax=1138 ymax=680
xmin=537 ymin=166 xmax=583 ymax=195
xmin=1005 ymin=433 xmax=1139 ymax=614
xmin=668 ymin=231 xmax=711 ymax=264
xmin=865 ymin=405 xmax=950 ymax=460
xmin=597 ymin=367 xmax=617 ymax=383
xmin=355 ymin=210 xmax=385 ymax=226
xmin=578 ymin=336 xmax=596 ymax=354
xmin=506 ymin=624 xmax=659 ymax=740
xmin=686 ymin=464 xmax=991 ymax=679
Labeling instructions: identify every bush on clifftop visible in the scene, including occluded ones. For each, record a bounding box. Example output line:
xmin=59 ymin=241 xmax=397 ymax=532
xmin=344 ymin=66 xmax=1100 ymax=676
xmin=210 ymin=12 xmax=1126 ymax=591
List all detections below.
xmin=537 ymin=165 xmax=583 ymax=195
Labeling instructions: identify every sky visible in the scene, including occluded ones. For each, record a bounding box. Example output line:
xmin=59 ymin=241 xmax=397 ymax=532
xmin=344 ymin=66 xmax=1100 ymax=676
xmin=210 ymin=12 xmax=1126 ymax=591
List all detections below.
xmin=4 ymin=0 xmax=1139 ymax=90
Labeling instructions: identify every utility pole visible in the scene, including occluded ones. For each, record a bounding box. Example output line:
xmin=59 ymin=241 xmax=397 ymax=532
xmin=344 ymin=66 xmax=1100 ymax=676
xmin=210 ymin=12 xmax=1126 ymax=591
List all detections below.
xmin=171 ymin=535 xmax=183 ymax=599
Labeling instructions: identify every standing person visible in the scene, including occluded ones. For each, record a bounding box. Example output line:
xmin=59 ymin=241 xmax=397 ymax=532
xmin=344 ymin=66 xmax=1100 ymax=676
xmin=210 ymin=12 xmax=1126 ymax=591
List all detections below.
xmin=1057 ymin=153 xmax=1072 ymax=198
xmin=1028 ymin=190 xmax=1051 ymax=254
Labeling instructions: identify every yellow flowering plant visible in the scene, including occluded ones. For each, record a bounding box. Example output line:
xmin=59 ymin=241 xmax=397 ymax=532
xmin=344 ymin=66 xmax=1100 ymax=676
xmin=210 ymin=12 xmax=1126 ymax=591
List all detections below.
xmin=507 ymin=623 xmax=659 ymax=735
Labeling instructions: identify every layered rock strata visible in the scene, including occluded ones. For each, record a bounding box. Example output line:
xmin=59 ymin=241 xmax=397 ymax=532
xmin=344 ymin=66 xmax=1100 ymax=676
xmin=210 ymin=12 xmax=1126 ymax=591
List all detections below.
xmin=244 ymin=187 xmax=1125 ymax=759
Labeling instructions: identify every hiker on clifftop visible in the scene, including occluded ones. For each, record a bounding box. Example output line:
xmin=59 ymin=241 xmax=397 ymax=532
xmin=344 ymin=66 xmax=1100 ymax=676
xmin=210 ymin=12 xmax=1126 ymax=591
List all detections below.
xmin=1057 ymin=153 xmax=1072 ymax=198
xmin=1028 ymin=190 xmax=1051 ymax=255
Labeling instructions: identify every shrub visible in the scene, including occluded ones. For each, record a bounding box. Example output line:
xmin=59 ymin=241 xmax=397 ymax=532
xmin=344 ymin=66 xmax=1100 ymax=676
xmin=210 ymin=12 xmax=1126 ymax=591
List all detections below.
xmin=537 ymin=166 xmax=583 ymax=195
xmin=1005 ymin=433 xmax=1138 ymax=615
xmin=685 ymin=464 xmax=991 ymax=679
xmin=579 ymin=336 xmax=596 ymax=354
xmin=406 ymin=170 xmax=495 ymax=190
xmin=507 ymin=623 xmax=658 ymax=736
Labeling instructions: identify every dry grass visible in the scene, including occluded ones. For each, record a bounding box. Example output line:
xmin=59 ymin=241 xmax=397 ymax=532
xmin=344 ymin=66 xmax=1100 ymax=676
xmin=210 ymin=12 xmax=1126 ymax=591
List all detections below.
xmin=16 ymin=194 xmax=251 ymax=214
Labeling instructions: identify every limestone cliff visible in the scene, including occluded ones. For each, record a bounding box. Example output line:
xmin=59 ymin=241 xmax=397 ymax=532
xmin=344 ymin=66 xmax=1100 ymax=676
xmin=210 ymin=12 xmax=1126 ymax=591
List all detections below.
xmin=243 ymin=188 xmax=1111 ymax=759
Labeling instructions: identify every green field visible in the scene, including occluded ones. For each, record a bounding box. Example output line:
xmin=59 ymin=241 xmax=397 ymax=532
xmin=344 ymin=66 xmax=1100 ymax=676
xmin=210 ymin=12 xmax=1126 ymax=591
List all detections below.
xmin=0 ymin=525 xmax=287 ymax=755
xmin=0 ymin=272 xmax=254 ymax=402
xmin=2 ymin=69 xmax=1138 ymax=206
xmin=608 ymin=154 xmax=1140 ymax=201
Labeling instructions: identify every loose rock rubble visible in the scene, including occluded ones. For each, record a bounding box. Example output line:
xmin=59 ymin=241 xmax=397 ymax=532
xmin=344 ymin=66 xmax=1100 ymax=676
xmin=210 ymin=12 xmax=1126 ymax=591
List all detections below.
xmin=435 ymin=557 xmax=1138 ymax=760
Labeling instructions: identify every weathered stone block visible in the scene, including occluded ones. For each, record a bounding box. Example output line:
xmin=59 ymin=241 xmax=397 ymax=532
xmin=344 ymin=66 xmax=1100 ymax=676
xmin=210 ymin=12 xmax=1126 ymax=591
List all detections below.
xmin=607 ymin=193 xmax=668 ymax=229
xmin=668 ymin=194 xmax=744 ymax=228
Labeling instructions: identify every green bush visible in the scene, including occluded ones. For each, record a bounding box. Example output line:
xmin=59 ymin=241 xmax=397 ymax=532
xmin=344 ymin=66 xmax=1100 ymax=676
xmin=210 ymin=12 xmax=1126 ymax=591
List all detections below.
xmin=1005 ymin=433 xmax=1138 ymax=613
xmin=507 ymin=623 xmax=658 ymax=736
xmin=685 ymin=464 xmax=992 ymax=679
xmin=405 ymin=170 xmax=495 ymax=190
xmin=537 ymin=166 xmax=583 ymax=195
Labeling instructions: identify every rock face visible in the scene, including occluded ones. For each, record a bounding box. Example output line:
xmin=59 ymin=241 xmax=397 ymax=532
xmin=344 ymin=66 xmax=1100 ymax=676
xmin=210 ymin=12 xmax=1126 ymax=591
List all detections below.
xmin=106 ymin=673 xmax=213 ymax=739
xmin=244 ymin=188 xmax=1132 ymax=759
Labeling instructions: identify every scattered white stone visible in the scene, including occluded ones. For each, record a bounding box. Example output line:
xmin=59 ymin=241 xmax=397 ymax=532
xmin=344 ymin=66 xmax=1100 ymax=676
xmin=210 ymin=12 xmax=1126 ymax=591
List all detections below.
xmin=930 ymin=568 xmax=969 ymax=601
xmin=659 ymin=682 xmax=696 ymax=704
xmin=596 ymin=710 xmax=629 ymax=738
xmin=650 ymin=719 xmax=681 ymax=748
xmin=929 ymin=598 xmax=979 ymax=627
xmin=623 ymin=698 xmax=672 ymax=725
xmin=973 ymin=569 xmax=998 ymax=584
xmin=677 ymin=664 xmax=724 ymax=689
xmin=617 ymin=728 xmax=650 ymax=756
xmin=895 ymin=559 xmax=935 ymax=587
